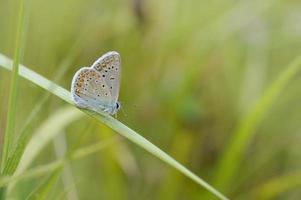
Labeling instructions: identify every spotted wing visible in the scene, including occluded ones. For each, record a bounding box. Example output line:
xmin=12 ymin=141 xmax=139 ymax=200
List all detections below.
xmin=91 ymin=51 xmax=121 ymax=105
xmin=71 ymin=67 xmax=114 ymax=112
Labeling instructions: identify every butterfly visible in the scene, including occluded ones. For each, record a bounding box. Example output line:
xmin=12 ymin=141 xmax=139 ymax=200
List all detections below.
xmin=71 ymin=51 xmax=121 ymax=115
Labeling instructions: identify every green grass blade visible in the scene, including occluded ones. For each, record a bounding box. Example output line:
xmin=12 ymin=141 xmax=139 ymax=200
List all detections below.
xmin=53 ymin=134 xmax=79 ymax=200
xmin=4 ymin=106 xmax=83 ymax=197
xmin=1 ymin=0 xmax=25 ymax=172
xmin=71 ymin=137 xmax=118 ymax=160
xmin=0 ymin=160 xmax=65 ymax=188
xmin=0 ymin=138 xmax=118 ymax=188
xmin=251 ymin=170 xmax=301 ymax=199
xmin=25 ymin=169 xmax=61 ymax=200
xmin=0 ymin=53 xmax=229 ymax=200
xmin=213 ymin=54 xmax=301 ymax=192
xmin=3 ymin=37 xmax=83 ymax=176
xmin=15 ymin=107 xmax=84 ymax=174
xmin=0 ymin=54 xmax=72 ymax=104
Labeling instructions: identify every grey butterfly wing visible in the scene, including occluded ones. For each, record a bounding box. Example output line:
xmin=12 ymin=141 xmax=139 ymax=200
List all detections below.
xmin=71 ymin=67 xmax=114 ymax=112
xmin=91 ymin=51 xmax=121 ymax=105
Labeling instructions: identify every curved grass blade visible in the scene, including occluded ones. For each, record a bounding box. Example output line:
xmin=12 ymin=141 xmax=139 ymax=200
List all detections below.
xmin=4 ymin=106 xmax=84 ymax=198
xmin=0 ymin=160 xmax=65 ymax=188
xmin=250 ymin=169 xmax=301 ymax=199
xmin=15 ymin=107 xmax=84 ymax=174
xmin=25 ymin=169 xmax=61 ymax=200
xmin=0 ymin=138 xmax=120 ymax=188
xmin=213 ymin=54 xmax=301 ymax=192
xmin=0 ymin=53 xmax=228 ymax=200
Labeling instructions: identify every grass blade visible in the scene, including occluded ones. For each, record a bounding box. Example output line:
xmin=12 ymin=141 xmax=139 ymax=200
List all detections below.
xmin=4 ymin=106 xmax=83 ymax=198
xmin=0 ymin=138 xmax=118 ymax=188
xmin=15 ymin=107 xmax=84 ymax=174
xmin=213 ymin=54 xmax=301 ymax=192
xmin=3 ymin=36 xmax=83 ymax=176
xmin=25 ymin=169 xmax=61 ymax=200
xmin=0 ymin=160 xmax=65 ymax=188
xmin=251 ymin=170 xmax=301 ymax=199
xmin=1 ymin=0 xmax=25 ymax=172
xmin=0 ymin=53 xmax=228 ymax=200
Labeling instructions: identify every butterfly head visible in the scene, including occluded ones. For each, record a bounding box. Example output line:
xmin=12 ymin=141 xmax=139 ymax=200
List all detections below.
xmin=115 ymin=101 xmax=121 ymax=111
xmin=104 ymin=101 xmax=121 ymax=115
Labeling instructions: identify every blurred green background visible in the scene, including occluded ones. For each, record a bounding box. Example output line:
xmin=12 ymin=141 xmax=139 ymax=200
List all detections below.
xmin=1 ymin=0 xmax=301 ymax=199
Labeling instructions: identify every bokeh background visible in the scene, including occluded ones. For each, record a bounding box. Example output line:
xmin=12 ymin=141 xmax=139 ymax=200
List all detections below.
xmin=1 ymin=0 xmax=301 ymax=199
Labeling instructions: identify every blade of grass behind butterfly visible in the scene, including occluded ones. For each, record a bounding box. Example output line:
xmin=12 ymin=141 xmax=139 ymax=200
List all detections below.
xmin=53 ymin=133 xmax=79 ymax=200
xmin=25 ymin=168 xmax=62 ymax=200
xmin=2 ymin=28 xmax=90 ymax=176
xmin=12 ymin=138 xmax=118 ymax=199
xmin=34 ymin=123 xmax=109 ymax=200
xmin=3 ymin=49 xmax=76 ymax=176
xmin=1 ymin=0 xmax=26 ymax=172
xmin=0 ymin=54 xmax=229 ymax=200
xmin=5 ymin=106 xmax=84 ymax=198
xmin=0 ymin=138 xmax=119 ymax=188
xmin=249 ymin=169 xmax=301 ymax=199
xmin=10 ymin=111 xmax=118 ymax=199
xmin=13 ymin=107 xmax=84 ymax=177
xmin=213 ymin=54 xmax=301 ymax=193
xmin=24 ymin=134 xmax=78 ymax=200
xmin=0 ymin=0 xmax=27 ymax=198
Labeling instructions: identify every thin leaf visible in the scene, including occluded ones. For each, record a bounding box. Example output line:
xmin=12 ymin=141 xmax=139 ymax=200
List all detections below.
xmin=0 ymin=161 xmax=65 ymax=188
xmin=213 ymin=54 xmax=301 ymax=192
xmin=251 ymin=170 xmax=301 ymax=199
xmin=25 ymin=169 xmax=61 ymax=200
xmin=15 ymin=107 xmax=84 ymax=174
xmin=1 ymin=0 xmax=26 ymax=172
xmin=0 ymin=138 xmax=122 ymax=187
xmin=3 ymin=48 xmax=77 ymax=176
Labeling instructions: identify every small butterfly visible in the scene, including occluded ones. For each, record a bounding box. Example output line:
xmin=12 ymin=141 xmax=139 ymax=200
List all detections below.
xmin=71 ymin=51 xmax=121 ymax=115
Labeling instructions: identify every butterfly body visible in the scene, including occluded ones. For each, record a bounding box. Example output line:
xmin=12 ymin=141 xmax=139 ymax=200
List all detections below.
xmin=71 ymin=51 xmax=121 ymax=115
